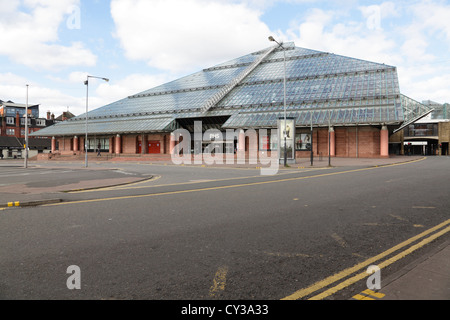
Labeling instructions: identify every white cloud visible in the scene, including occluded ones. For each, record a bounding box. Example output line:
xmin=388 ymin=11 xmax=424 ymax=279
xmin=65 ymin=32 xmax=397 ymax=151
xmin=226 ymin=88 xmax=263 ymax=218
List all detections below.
xmin=0 ymin=74 xmax=83 ymax=117
xmin=411 ymin=0 xmax=450 ymax=43
xmin=285 ymin=7 xmax=398 ymax=65
xmin=95 ymin=73 xmax=174 ymax=103
xmin=111 ymin=0 xmax=272 ymax=73
xmin=0 ymin=0 xmax=96 ymax=70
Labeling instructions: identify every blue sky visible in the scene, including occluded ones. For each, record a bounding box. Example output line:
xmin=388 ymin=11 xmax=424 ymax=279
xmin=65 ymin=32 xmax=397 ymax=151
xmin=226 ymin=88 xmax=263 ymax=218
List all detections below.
xmin=1 ymin=0 xmax=449 ymax=118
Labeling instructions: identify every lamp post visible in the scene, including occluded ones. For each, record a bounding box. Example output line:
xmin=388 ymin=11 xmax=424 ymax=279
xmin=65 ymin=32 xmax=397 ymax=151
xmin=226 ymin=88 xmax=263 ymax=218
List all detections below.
xmin=310 ymin=111 xmax=313 ymax=166
xmin=84 ymin=75 xmax=109 ymax=168
xmin=269 ymin=36 xmax=287 ymax=167
xmin=24 ymin=84 xmax=29 ymax=169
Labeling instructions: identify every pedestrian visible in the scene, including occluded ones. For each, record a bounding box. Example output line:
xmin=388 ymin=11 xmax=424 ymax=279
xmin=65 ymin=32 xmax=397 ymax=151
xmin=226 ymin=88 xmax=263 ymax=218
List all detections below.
xmin=97 ymin=143 xmax=101 ymax=156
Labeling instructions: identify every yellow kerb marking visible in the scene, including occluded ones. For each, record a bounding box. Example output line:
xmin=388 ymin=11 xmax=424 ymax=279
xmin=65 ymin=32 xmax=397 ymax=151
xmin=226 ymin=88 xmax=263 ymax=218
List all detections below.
xmin=209 ymin=266 xmax=229 ymax=297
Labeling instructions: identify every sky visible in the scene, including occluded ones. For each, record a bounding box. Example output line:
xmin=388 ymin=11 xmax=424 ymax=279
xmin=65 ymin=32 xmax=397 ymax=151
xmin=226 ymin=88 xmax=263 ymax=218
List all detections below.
xmin=0 ymin=0 xmax=449 ymax=118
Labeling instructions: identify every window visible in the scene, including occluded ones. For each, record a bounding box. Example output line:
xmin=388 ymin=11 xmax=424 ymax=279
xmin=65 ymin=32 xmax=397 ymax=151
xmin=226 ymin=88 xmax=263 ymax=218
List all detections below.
xmin=295 ymin=132 xmax=312 ymax=151
xmin=36 ymin=119 xmax=46 ymax=126
xmin=87 ymin=138 xmax=110 ymax=151
xmin=6 ymin=117 xmax=14 ymax=125
xmin=6 ymin=128 xmax=15 ymax=135
xmin=20 ymin=118 xmax=31 ymax=125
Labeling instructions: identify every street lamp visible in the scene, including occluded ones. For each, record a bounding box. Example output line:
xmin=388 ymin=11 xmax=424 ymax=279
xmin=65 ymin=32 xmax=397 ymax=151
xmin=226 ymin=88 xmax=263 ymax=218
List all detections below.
xmin=269 ymin=36 xmax=288 ymax=167
xmin=84 ymin=75 xmax=109 ymax=168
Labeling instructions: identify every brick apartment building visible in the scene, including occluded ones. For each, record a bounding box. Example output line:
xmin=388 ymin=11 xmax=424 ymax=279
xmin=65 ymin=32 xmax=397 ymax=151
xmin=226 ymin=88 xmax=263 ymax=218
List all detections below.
xmin=0 ymin=100 xmax=73 ymax=159
xmin=31 ymin=43 xmax=433 ymax=160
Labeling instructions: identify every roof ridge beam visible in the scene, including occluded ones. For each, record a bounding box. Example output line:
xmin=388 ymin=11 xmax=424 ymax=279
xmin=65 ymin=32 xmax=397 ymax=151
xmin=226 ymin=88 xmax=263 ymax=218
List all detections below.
xmin=200 ymin=45 xmax=277 ymax=113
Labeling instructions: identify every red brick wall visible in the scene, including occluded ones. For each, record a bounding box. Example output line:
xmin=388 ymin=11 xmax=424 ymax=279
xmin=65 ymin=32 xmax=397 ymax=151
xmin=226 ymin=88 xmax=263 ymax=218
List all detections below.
xmin=358 ymin=127 xmax=380 ymax=157
xmin=122 ymin=135 xmax=138 ymax=154
xmin=56 ymin=137 xmax=73 ymax=153
xmin=55 ymin=128 xmax=383 ymax=158
xmin=301 ymin=126 xmax=382 ymax=158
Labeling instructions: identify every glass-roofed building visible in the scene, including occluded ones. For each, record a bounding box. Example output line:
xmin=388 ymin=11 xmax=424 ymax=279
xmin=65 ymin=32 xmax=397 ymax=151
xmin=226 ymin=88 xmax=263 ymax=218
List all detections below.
xmin=32 ymin=42 xmax=433 ymax=160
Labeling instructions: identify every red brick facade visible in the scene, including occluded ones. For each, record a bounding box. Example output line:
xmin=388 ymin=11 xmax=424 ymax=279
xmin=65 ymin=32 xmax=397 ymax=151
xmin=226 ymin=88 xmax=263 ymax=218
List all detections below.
xmin=55 ymin=126 xmax=389 ymax=159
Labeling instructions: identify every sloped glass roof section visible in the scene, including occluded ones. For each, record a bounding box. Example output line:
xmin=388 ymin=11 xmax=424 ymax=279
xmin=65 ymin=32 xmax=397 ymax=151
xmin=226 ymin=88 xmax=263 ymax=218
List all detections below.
xmin=32 ymin=42 xmax=433 ymax=137
xmin=34 ymin=115 xmax=175 ymax=136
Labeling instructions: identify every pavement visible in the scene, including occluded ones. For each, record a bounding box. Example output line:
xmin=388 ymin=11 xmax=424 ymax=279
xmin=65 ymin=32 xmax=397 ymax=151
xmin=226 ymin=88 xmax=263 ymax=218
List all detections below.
xmin=0 ymin=155 xmax=448 ymax=300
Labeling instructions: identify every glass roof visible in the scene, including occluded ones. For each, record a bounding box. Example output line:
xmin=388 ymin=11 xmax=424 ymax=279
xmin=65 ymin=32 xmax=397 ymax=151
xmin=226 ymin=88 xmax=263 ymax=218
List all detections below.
xmin=32 ymin=116 xmax=175 ymax=136
xmin=32 ymin=42 xmax=433 ymax=137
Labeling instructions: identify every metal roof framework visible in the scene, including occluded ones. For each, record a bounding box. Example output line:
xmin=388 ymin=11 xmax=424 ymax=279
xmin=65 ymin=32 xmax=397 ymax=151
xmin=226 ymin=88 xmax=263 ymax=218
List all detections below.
xmin=31 ymin=43 xmax=433 ymax=137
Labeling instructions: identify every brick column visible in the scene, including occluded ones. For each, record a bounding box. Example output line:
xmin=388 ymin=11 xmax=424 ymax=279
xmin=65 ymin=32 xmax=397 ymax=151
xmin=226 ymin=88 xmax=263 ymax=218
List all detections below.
xmin=115 ymin=134 xmax=121 ymax=155
xmin=51 ymin=137 xmax=56 ymax=153
xmin=80 ymin=137 xmax=85 ymax=152
xmin=329 ymin=127 xmax=335 ymax=157
xmin=238 ymin=129 xmax=245 ymax=151
xmin=109 ymin=137 xmax=113 ymax=154
xmin=169 ymin=132 xmax=176 ymax=155
xmin=73 ymin=136 xmax=79 ymax=152
xmin=141 ymin=134 xmax=147 ymax=155
xmin=380 ymin=125 xmax=389 ymax=157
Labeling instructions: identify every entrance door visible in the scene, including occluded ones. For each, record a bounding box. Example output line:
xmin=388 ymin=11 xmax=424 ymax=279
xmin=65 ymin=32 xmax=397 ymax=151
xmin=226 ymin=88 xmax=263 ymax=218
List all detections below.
xmin=137 ymin=141 xmax=142 ymax=154
xmin=148 ymin=141 xmax=160 ymax=154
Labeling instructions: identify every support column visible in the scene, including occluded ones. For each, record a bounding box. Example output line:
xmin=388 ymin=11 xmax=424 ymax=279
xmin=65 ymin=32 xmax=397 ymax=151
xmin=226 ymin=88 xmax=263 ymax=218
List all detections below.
xmin=380 ymin=125 xmax=389 ymax=157
xmin=115 ymin=134 xmax=121 ymax=155
xmin=141 ymin=134 xmax=147 ymax=155
xmin=109 ymin=137 xmax=114 ymax=154
xmin=238 ymin=129 xmax=245 ymax=152
xmin=170 ymin=132 xmax=176 ymax=155
xmin=80 ymin=137 xmax=85 ymax=152
xmin=329 ymin=127 xmax=335 ymax=157
xmin=51 ymin=136 xmax=56 ymax=153
xmin=73 ymin=136 xmax=79 ymax=152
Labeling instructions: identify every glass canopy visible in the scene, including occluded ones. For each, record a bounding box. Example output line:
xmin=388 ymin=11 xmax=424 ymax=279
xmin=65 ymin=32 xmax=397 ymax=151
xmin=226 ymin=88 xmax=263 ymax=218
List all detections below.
xmin=32 ymin=42 xmax=433 ymax=137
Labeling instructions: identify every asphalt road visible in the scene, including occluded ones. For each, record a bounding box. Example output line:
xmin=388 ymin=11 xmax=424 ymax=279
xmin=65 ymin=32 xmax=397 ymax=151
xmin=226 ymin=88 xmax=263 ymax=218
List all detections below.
xmin=0 ymin=157 xmax=449 ymax=301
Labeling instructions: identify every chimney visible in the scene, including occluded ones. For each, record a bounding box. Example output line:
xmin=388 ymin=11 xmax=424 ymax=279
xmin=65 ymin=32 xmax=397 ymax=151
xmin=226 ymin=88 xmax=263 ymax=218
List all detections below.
xmin=62 ymin=112 xmax=67 ymax=121
xmin=51 ymin=113 xmax=55 ymax=120
xmin=15 ymin=112 xmax=20 ymax=138
xmin=47 ymin=111 xmax=51 ymax=120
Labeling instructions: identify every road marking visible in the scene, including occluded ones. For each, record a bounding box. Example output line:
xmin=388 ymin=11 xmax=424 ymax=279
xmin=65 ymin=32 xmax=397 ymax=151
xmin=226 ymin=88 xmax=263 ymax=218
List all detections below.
xmin=412 ymin=206 xmax=436 ymax=209
xmin=309 ymin=224 xmax=450 ymax=300
xmin=209 ymin=266 xmax=229 ymax=297
xmin=362 ymin=289 xmax=385 ymax=299
xmin=265 ymin=251 xmax=313 ymax=258
xmin=389 ymin=214 xmax=408 ymax=222
xmin=282 ymin=218 xmax=450 ymax=300
xmin=353 ymin=293 xmax=375 ymax=300
xmin=352 ymin=289 xmax=386 ymax=300
xmin=331 ymin=233 xmax=348 ymax=248
xmin=45 ymin=158 xmax=427 ymax=208
xmin=7 ymin=202 xmax=20 ymax=207
xmin=69 ymin=169 xmax=313 ymax=193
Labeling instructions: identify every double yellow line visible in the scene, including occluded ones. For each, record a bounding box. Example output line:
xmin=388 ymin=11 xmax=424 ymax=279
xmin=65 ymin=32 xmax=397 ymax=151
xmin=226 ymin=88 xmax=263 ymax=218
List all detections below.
xmin=282 ymin=218 xmax=450 ymax=300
